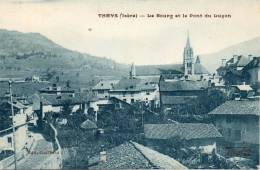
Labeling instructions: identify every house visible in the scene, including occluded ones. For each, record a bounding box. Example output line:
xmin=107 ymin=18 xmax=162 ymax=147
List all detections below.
xmin=92 ymin=80 xmax=119 ymax=99
xmin=144 ymin=123 xmax=222 ymax=154
xmin=109 ymin=77 xmax=160 ymax=107
xmin=88 ymin=141 xmax=187 ymax=169
xmin=216 ymin=55 xmax=255 ymax=85
xmin=80 ymin=119 xmax=97 ymax=138
xmin=30 ymin=92 xmax=90 ymax=119
xmin=208 ymin=99 xmax=260 ymax=161
xmin=229 ymin=84 xmax=254 ymax=99
xmin=159 ymin=80 xmax=208 ymax=112
xmin=242 ymin=57 xmax=260 ymax=92
xmin=0 ymin=100 xmax=29 ymax=152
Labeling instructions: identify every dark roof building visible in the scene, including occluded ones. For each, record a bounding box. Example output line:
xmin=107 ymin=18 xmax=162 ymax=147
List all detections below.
xmin=208 ymin=100 xmax=260 ymax=116
xmin=88 ymin=141 xmax=187 ymax=169
xmin=159 ymin=80 xmax=208 ymax=110
xmin=208 ymin=99 xmax=260 ymax=160
xmin=144 ymin=123 xmax=222 ymax=140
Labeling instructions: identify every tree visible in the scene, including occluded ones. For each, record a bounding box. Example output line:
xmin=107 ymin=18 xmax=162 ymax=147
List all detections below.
xmin=61 ymin=100 xmax=73 ymax=117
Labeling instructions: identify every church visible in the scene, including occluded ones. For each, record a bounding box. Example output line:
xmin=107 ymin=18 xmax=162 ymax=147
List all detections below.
xmin=160 ymin=33 xmax=209 ymax=81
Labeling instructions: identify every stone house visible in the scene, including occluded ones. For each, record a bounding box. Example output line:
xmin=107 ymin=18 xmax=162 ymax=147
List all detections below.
xmin=208 ymin=99 xmax=259 ymax=161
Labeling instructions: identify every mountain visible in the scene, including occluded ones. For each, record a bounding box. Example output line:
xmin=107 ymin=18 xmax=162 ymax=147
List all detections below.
xmin=0 ymin=29 xmax=129 ymax=88
xmin=200 ymin=36 xmax=260 ymax=73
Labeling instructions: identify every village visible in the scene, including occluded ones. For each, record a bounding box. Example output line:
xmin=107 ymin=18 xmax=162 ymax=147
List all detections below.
xmin=0 ymin=33 xmax=259 ymax=169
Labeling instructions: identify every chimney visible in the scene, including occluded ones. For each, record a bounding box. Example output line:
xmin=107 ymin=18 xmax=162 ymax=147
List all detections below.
xmin=99 ymin=151 xmax=107 ymax=163
xmin=221 ymin=59 xmax=226 ymax=67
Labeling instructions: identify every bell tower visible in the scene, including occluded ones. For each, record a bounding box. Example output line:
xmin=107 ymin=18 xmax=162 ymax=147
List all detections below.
xmin=183 ymin=31 xmax=194 ymax=75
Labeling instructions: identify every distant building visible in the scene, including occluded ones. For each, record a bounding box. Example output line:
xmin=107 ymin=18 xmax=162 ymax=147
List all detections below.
xmin=39 ymin=83 xmax=74 ymax=95
xmin=242 ymin=57 xmax=260 ymax=93
xmin=209 ymin=99 xmax=260 ymax=161
xmin=109 ymin=77 xmax=160 ymax=107
xmin=144 ymin=123 xmax=222 ymax=154
xmin=88 ymin=141 xmax=187 ymax=169
xmin=91 ymin=64 xmax=160 ymax=109
xmin=216 ymin=55 xmax=258 ymax=87
xmin=159 ymin=80 xmax=208 ymax=112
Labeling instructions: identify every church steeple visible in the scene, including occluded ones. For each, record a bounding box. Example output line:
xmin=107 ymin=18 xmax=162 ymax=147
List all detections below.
xmin=183 ymin=31 xmax=194 ymax=76
xmin=186 ymin=30 xmax=190 ymax=48
xmin=129 ymin=62 xmax=136 ymax=79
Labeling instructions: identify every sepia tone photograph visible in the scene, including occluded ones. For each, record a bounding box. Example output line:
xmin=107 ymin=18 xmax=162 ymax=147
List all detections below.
xmin=0 ymin=0 xmax=259 ymax=169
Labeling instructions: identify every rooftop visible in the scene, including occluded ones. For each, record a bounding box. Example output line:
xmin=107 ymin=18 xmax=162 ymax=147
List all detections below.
xmin=92 ymin=80 xmax=120 ymax=90
xmin=111 ymin=77 xmax=156 ymax=92
xmin=144 ymin=123 xmax=222 ymax=140
xmin=208 ymin=100 xmax=260 ymax=116
xmin=232 ymin=84 xmax=253 ymax=91
xmin=89 ymin=141 xmax=187 ymax=169
xmin=159 ymin=80 xmax=208 ymax=92
xmin=80 ymin=119 xmax=97 ymax=130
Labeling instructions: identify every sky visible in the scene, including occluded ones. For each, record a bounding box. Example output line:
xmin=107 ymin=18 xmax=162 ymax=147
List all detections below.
xmin=0 ymin=0 xmax=260 ymax=65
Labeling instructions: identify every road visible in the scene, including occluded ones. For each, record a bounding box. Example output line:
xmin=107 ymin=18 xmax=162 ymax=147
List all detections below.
xmin=7 ymin=133 xmax=56 ymax=169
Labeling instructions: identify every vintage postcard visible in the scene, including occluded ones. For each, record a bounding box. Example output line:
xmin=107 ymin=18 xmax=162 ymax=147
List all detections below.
xmin=0 ymin=0 xmax=259 ymax=169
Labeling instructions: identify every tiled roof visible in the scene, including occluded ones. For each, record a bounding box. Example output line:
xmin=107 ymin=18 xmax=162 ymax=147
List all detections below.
xmin=159 ymin=80 xmax=208 ymax=92
xmin=80 ymin=119 xmax=97 ymax=130
xmin=208 ymin=100 xmax=260 ymax=116
xmin=132 ymin=142 xmax=187 ymax=169
xmin=111 ymin=77 xmax=156 ymax=92
xmin=89 ymin=141 xmax=187 ymax=169
xmin=144 ymin=123 xmax=222 ymax=140
xmin=92 ymin=80 xmax=119 ymax=90
xmin=161 ymin=95 xmax=198 ymax=105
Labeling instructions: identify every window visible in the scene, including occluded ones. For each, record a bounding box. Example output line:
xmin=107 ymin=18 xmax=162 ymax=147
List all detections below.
xmin=234 ymin=130 xmax=241 ymax=141
xmin=98 ymin=90 xmax=104 ymax=94
xmin=7 ymin=137 xmax=12 ymax=144
xmin=146 ymin=91 xmax=150 ymax=95
xmin=123 ymin=99 xmax=127 ymax=102
xmin=131 ymin=99 xmax=135 ymax=103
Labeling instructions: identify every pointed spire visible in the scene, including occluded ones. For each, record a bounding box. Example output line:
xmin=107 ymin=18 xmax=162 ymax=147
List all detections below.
xmin=196 ymin=55 xmax=200 ymax=63
xmin=129 ymin=62 xmax=136 ymax=79
xmin=186 ymin=30 xmax=190 ymax=47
